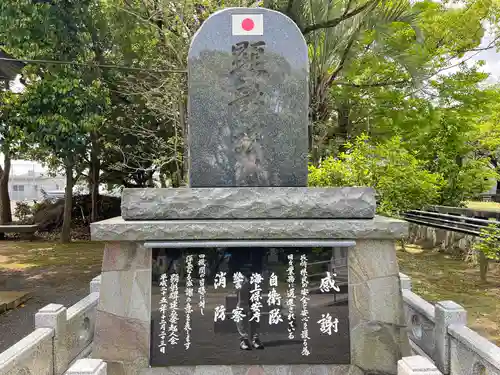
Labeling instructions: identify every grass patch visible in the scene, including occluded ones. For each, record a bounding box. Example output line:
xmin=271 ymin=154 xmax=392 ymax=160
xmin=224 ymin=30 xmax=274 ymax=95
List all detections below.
xmin=0 ymin=241 xmax=104 ymax=270
xmin=0 ymin=263 xmax=36 ymax=270
xmin=466 ymin=201 xmax=500 ymax=211
xmin=398 ymin=244 xmax=500 ymax=345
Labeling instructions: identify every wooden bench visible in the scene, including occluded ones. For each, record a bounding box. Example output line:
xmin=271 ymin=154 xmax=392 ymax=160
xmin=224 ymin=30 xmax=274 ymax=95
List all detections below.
xmin=0 ymin=224 xmax=39 ymax=240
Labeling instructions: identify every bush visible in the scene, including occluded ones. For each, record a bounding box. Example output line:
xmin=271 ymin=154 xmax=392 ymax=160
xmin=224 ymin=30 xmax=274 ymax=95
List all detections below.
xmin=14 ymin=201 xmax=34 ymax=223
xmin=309 ymin=135 xmax=445 ymax=217
xmin=474 ymin=222 xmax=500 ymax=260
xmin=32 ymin=194 xmax=121 ymax=232
xmin=436 ymin=157 xmax=499 ymax=207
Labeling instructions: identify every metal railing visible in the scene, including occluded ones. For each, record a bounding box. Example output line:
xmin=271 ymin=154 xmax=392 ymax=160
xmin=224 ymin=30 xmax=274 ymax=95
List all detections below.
xmin=403 ymin=210 xmax=500 ymax=236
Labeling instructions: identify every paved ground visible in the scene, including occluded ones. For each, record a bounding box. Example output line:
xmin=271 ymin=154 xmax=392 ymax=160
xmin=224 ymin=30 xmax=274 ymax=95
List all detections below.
xmin=0 ymin=241 xmax=102 ymax=353
xmin=0 ymin=271 xmax=93 ymax=352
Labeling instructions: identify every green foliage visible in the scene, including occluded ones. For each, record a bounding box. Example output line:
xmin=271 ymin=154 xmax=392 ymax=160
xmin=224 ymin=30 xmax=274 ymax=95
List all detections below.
xmin=14 ymin=201 xmax=33 ymax=222
xmin=473 ymin=221 xmax=500 ymax=261
xmin=16 ymin=72 xmax=109 ymax=157
xmin=433 ymin=157 xmax=498 ymax=206
xmin=0 ymin=89 xmax=28 ymax=157
xmin=309 ymin=135 xmax=445 ymax=216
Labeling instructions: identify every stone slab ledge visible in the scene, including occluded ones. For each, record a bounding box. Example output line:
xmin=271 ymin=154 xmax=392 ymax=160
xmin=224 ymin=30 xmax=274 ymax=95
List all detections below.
xmin=140 ymin=364 xmax=364 ymax=375
xmin=90 ymin=215 xmax=408 ymax=242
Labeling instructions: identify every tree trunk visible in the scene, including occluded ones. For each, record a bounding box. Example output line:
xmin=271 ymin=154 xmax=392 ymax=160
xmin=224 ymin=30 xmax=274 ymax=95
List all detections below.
xmin=337 ymin=104 xmax=350 ymax=153
xmin=179 ymin=93 xmax=188 ymax=185
xmin=61 ymin=159 xmax=74 ymax=243
xmin=159 ymin=173 xmax=167 ymax=188
xmin=89 ymin=132 xmax=100 ymax=223
xmin=478 ymin=251 xmax=488 ymax=283
xmin=0 ymin=145 xmax=13 ymax=225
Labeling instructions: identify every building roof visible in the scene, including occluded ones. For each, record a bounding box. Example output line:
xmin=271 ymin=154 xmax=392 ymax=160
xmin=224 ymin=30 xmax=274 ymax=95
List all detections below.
xmin=0 ymin=49 xmax=24 ymax=81
xmin=10 ymin=171 xmax=64 ymax=181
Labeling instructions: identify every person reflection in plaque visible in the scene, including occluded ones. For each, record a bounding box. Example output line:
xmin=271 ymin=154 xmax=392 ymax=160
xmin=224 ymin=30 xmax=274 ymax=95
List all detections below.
xmin=227 ymin=247 xmax=267 ymax=351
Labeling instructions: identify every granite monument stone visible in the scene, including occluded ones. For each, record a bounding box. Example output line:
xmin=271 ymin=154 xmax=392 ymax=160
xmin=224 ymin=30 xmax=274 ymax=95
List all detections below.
xmin=188 ymin=7 xmax=309 ymax=187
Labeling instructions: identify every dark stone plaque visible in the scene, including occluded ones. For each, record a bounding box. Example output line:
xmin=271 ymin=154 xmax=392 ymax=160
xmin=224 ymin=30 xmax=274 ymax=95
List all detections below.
xmin=150 ymin=246 xmax=350 ymax=366
xmin=187 ymin=8 xmax=309 ymax=187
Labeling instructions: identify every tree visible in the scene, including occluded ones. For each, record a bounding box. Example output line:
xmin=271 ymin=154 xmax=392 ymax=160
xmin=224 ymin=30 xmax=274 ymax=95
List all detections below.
xmin=97 ymin=0 xmax=209 ymax=187
xmin=282 ymin=0 xmax=500 ymax=162
xmin=0 ymin=81 xmax=14 ymax=226
xmin=1 ymin=0 xmax=499 ymax=215
xmin=11 ymin=72 xmax=109 ymax=241
xmin=0 ymin=51 xmax=25 ymax=226
xmin=0 ymin=86 xmax=26 ymax=226
xmin=0 ymin=0 xmax=112 ymax=241
xmin=0 ymin=0 xmax=116 ymax=226
xmin=473 ymin=221 xmax=500 ymax=282
xmin=309 ymin=134 xmax=445 ymax=216
xmin=471 ymin=87 xmax=500 ymax=194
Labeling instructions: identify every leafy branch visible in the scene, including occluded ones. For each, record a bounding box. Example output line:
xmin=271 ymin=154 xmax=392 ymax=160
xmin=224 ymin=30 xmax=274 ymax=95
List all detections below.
xmin=301 ymin=0 xmax=378 ymax=35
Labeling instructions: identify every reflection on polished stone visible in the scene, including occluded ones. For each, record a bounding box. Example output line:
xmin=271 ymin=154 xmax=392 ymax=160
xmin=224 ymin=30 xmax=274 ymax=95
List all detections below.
xmin=150 ymin=247 xmax=350 ymax=366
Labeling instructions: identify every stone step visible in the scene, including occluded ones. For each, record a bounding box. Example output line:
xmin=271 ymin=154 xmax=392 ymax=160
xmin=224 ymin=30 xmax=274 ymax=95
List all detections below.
xmin=0 ymin=291 xmax=31 ymax=314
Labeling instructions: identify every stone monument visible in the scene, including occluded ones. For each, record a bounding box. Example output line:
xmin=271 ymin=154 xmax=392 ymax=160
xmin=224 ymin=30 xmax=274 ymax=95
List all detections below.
xmin=187 ymin=8 xmax=308 ymax=187
xmin=90 ymin=7 xmax=411 ymax=375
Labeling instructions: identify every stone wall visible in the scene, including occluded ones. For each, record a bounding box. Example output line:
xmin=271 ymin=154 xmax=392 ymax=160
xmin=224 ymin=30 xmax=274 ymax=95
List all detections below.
xmin=406 ymin=223 xmax=477 ymax=253
xmin=0 ymin=328 xmax=54 ymax=375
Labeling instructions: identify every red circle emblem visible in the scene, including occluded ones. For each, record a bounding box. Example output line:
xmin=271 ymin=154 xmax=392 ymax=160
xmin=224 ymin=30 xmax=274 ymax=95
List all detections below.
xmin=241 ymin=18 xmax=255 ymax=31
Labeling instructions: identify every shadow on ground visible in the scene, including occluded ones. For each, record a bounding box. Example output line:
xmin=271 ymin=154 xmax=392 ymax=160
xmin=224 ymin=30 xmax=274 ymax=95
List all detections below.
xmin=0 ymin=241 xmax=103 ymax=352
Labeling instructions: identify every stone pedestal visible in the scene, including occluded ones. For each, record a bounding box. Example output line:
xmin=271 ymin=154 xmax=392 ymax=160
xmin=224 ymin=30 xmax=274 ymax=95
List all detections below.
xmin=91 ymin=242 xmax=151 ymax=375
xmin=91 ymin=214 xmax=410 ymax=375
xmin=349 ymin=240 xmax=412 ymax=373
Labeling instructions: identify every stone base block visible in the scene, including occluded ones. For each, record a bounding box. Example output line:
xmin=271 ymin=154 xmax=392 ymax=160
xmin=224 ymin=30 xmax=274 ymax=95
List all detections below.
xmin=397 ymin=356 xmax=442 ymax=375
xmin=140 ymin=364 xmax=365 ymax=375
xmin=65 ymin=359 xmax=107 ymax=375
xmin=121 ymin=187 xmax=375 ymax=220
xmin=90 ymin=236 xmax=409 ymax=375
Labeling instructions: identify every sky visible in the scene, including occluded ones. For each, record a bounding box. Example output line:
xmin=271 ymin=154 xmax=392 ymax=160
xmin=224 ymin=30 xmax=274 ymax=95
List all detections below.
xmin=473 ymin=32 xmax=500 ymax=84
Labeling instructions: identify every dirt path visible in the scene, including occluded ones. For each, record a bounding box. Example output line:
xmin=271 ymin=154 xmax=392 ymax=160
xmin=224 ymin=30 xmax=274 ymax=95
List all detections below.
xmin=0 ymin=241 xmax=103 ymax=352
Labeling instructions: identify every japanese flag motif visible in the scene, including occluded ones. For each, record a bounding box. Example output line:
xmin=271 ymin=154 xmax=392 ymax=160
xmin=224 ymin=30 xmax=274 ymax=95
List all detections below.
xmin=232 ymin=14 xmax=264 ymax=36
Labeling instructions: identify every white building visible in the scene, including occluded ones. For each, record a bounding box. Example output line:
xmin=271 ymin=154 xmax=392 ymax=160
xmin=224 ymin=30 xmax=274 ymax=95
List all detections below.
xmin=9 ymin=169 xmax=65 ymax=201
xmin=5 ymin=161 xmax=65 ymax=201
